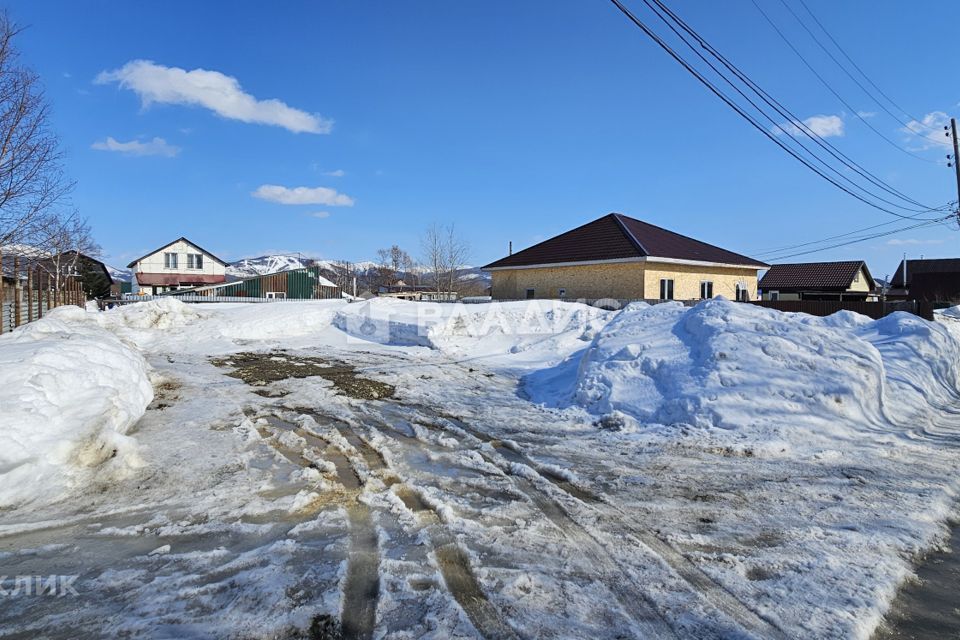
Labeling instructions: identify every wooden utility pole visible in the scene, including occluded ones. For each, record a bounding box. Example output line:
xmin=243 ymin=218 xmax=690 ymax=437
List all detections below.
xmin=952 ymin=118 xmax=960 ymax=225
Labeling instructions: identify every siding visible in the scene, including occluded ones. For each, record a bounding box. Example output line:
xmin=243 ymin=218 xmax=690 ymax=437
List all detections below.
xmin=490 ymin=262 xmax=646 ymax=300
xmin=132 ymin=239 xmax=226 ymax=277
xmin=490 ymin=260 xmax=759 ymax=300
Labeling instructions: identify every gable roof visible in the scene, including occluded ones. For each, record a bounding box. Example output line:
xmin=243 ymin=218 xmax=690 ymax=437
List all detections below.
xmin=758 ymin=261 xmax=873 ymax=291
xmin=126 ymin=236 xmax=227 ymax=268
xmin=481 ymin=213 xmax=768 ymax=270
xmin=891 ymin=258 xmax=960 ymax=288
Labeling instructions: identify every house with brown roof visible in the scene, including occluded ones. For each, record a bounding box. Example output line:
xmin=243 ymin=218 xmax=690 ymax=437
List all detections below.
xmin=127 ymin=237 xmax=227 ymax=295
xmin=758 ymin=260 xmax=876 ymax=301
xmin=482 ymin=213 xmax=768 ymax=301
xmin=888 ymin=258 xmax=960 ymax=302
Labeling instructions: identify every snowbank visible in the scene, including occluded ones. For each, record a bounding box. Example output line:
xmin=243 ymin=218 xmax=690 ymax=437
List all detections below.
xmin=333 ymin=298 xmax=611 ymax=366
xmin=529 ymin=299 xmax=960 ymax=446
xmin=0 ymin=307 xmax=153 ymax=508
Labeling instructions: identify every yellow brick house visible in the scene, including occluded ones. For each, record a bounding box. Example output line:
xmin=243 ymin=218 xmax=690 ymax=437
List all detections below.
xmin=482 ymin=213 xmax=768 ymax=301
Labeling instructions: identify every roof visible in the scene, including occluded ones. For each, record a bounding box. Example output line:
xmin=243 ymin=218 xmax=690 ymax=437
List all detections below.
xmin=136 ymin=273 xmax=226 ymax=286
xmin=481 ymin=213 xmax=768 ymax=270
xmin=758 ymin=261 xmax=874 ymax=291
xmin=891 ymin=258 xmax=960 ymax=287
xmin=126 ymin=237 xmax=227 ymax=268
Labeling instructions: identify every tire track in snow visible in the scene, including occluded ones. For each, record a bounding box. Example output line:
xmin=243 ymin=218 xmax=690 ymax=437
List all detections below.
xmin=259 ymin=416 xmax=378 ymax=640
xmin=394 ymin=485 xmax=520 ymax=640
xmin=423 ymin=410 xmax=789 ymax=640
xmin=366 ymin=405 xmax=677 ymax=639
xmin=293 ymin=409 xmax=521 ymax=640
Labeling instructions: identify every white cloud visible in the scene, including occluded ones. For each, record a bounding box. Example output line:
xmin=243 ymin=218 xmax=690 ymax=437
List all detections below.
xmin=323 ymin=169 xmax=345 ymax=177
xmin=886 ymin=238 xmax=944 ymax=246
xmin=901 ymin=111 xmax=952 ymax=151
xmin=308 ymin=211 xmax=331 ymax=219
xmin=775 ymin=114 xmax=845 ymax=138
xmin=856 ymin=110 xmax=876 ymax=119
xmin=252 ymin=185 xmax=354 ymax=206
xmin=95 ymin=60 xmax=332 ymax=134
xmin=91 ymin=136 xmax=180 ymax=157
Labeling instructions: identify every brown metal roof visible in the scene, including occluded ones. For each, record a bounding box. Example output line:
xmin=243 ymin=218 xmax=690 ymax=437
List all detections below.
xmin=758 ymin=261 xmax=873 ymax=291
xmin=482 ymin=213 xmax=768 ymax=270
xmin=136 ymin=273 xmax=226 ymax=286
xmin=890 ymin=258 xmax=960 ymax=287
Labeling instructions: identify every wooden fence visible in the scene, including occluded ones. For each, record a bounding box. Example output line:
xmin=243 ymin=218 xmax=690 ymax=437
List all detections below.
xmin=748 ymin=299 xmax=938 ymax=321
xmin=1 ymin=256 xmax=88 ymax=334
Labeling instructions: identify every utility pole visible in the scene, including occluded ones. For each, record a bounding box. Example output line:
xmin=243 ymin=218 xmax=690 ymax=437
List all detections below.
xmin=948 ymin=118 xmax=960 ymax=224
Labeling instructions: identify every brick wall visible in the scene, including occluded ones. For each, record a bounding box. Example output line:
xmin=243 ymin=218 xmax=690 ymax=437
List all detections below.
xmin=490 ymin=261 xmax=759 ymax=301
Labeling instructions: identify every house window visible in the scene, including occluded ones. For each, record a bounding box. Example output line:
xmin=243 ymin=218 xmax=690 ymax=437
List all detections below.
xmin=187 ymin=253 xmax=204 ymax=269
xmin=736 ymin=283 xmax=749 ymax=302
xmin=700 ymin=281 xmax=713 ymax=299
xmin=558 ymin=288 xmax=566 ymax=298
xmin=266 ymin=292 xmax=286 ymax=299
xmin=769 ymin=290 xmax=780 ymax=301
xmin=164 ymin=252 xmax=178 ymax=269
xmin=659 ymin=278 xmax=674 ymax=300
xmin=525 ymin=288 xmax=535 ymax=300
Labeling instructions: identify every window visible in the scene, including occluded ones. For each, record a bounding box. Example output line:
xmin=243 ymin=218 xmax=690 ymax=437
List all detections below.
xmin=266 ymin=292 xmax=286 ymax=299
xmin=558 ymin=288 xmax=566 ymax=298
xmin=736 ymin=283 xmax=749 ymax=302
xmin=659 ymin=278 xmax=674 ymax=300
xmin=187 ymin=253 xmax=204 ymax=269
xmin=164 ymin=252 xmax=178 ymax=269
xmin=769 ymin=290 xmax=780 ymax=301
xmin=525 ymin=288 xmax=535 ymax=300
xmin=700 ymin=281 xmax=713 ymax=299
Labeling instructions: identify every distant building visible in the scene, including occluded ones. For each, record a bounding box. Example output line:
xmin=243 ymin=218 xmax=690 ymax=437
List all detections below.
xmin=482 ymin=213 xmax=767 ymax=301
xmin=377 ymin=280 xmax=457 ymax=302
xmin=889 ymin=258 xmax=960 ymax=302
xmin=758 ymin=261 xmax=876 ymax=301
xmin=174 ymin=266 xmax=340 ymax=300
xmin=127 ymin=237 xmax=227 ymax=295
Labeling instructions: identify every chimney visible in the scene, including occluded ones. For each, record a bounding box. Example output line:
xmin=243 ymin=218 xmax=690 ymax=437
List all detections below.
xmin=509 ymin=241 xmax=512 ymax=256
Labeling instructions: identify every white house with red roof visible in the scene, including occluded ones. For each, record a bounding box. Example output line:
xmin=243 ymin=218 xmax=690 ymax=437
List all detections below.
xmin=127 ymin=237 xmax=227 ymax=295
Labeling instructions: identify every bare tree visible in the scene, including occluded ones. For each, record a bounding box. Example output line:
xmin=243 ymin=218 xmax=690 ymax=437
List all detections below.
xmin=421 ymin=223 xmax=470 ymax=295
xmin=374 ymin=244 xmax=414 ymax=288
xmin=0 ymin=13 xmax=73 ymax=247
xmin=329 ymin=259 xmax=357 ymax=294
xmin=34 ymin=210 xmax=102 ymax=299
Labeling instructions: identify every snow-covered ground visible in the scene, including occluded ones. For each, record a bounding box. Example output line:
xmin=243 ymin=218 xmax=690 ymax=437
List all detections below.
xmin=1 ymin=297 xmax=960 ymax=639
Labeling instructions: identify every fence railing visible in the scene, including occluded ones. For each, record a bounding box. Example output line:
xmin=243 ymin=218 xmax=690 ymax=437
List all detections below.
xmin=110 ymin=294 xmax=330 ymax=307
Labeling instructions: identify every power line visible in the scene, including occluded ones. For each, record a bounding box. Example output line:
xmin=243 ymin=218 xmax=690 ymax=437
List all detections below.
xmin=759 ymin=215 xmax=952 ymax=262
xmin=749 ymin=0 xmax=945 ymax=163
xmin=790 ymin=0 xmax=945 ymax=135
xmin=608 ymin=0 xmax=945 ymax=220
xmin=643 ymin=0 xmax=937 ymax=212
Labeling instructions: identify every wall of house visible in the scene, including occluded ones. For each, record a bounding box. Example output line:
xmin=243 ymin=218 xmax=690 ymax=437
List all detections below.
xmin=490 ymin=262 xmax=647 ymax=300
xmin=846 ymin=266 xmax=871 ymax=293
xmin=490 ymin=261 xmax=760 ymax=301
xmin=132 ymin=240 xmax=226 ymax=277
xmin=642 ymin=262 xmax=758 ymax=300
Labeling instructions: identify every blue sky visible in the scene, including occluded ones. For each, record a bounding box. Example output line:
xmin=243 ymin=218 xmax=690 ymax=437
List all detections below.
xmin=7 ymin=0 xmax=958 ymax=280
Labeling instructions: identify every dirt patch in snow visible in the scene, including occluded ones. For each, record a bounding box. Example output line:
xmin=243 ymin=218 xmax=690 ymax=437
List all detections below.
xmin=211 ymin=351 xmax=395 ymax=400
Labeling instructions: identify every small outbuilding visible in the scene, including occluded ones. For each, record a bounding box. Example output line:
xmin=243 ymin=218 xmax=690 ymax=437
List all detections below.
xmin=758 ymin=261 xmax=876 ymax=301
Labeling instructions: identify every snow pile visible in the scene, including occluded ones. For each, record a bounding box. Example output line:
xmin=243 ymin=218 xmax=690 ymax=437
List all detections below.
xmin=333 ymin=299 xmax=611 ymax=366
xmin=0 ymin=307 xmax=153 ymax=508
xmin=530 ymin=299 xmax=960 ymax=445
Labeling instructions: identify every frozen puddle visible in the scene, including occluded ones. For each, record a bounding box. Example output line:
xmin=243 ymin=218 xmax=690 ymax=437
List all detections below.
xmin=873 ymin=525 xmax=960 ymax=639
